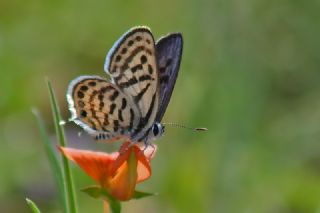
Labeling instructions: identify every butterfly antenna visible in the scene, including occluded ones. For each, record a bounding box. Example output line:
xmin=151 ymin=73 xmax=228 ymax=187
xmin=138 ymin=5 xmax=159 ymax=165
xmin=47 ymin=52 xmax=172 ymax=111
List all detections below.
xmin=162 ymin=122 xmax=208 ymax=132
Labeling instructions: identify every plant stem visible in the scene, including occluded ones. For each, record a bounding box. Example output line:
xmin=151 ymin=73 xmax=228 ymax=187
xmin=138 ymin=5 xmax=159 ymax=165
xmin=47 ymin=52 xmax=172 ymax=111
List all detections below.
xmin=47 ymin=79 xmax=78 ymax=213
xmin=103 ymin=201 xmax=110 ymax=213
xmin=32 ymin=109 xmax=67 ymax=213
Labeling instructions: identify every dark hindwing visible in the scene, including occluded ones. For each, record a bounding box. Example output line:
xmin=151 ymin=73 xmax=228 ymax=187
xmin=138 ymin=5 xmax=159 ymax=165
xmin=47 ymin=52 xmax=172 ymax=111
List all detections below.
xmin=104 ymin=27 xmax=159 ymax=140
xmin=155 ymin=33 xmax=183 ymax=122
xmin=67 ymin=76 xmax=140 ymax=141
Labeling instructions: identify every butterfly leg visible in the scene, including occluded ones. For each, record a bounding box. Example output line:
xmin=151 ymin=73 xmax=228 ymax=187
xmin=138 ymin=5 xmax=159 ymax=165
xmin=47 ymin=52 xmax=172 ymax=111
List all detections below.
xmin=128 ymin=138 xmax=150 ymax=151
xmin=142 ymin=137 xmax=150 ymax=151
xmin=146 ymin=144 xmax=156 ymax=161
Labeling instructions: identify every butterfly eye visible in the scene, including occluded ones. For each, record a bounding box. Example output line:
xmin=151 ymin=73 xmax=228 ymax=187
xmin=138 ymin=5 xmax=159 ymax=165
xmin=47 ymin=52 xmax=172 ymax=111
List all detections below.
xmin=152 ymin=123 xmax=159 ymax=136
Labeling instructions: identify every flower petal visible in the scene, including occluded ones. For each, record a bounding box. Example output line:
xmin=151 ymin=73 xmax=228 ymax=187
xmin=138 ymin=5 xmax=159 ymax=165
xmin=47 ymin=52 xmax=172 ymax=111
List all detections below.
xmin=110 ymin=142 xmax=131 ymax=175
xmin=133 ymin=146 xmax=152 ymax=183
xmin=109 ymin=148 xmax=137 ymax=201
xmin=58 ymin=146 xmax=118 ymax=187
xmin=59 ymin=142 xmax=156 ymax=201
xmin=110 ymin=142 xmax=156 ymax=182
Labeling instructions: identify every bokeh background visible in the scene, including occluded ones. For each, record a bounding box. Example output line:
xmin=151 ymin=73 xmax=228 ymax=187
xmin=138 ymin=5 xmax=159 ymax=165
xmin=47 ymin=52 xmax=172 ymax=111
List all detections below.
xmin=1 ymin=0 xmax=320 ymax=212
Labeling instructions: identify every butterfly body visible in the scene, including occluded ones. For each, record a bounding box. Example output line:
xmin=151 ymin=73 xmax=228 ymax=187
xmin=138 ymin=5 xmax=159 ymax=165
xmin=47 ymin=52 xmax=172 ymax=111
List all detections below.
xmin=67 ymin=26 xmax=182 ymax=145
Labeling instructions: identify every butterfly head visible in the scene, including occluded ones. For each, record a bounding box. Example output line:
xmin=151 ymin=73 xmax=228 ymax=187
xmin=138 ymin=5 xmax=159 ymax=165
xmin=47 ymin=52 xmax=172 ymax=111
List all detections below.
xmin=146 ymin=122 xmax=165 ymax=143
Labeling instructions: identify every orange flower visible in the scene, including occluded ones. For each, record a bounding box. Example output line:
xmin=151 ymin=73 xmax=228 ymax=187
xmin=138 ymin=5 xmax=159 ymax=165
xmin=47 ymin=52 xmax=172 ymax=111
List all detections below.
xmin=59 ymin=142 xmax=156 ymax=201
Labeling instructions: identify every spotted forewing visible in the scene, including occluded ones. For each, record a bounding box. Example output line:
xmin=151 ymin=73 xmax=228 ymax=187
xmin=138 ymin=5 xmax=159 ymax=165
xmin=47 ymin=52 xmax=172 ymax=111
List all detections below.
xmin=104 ymin=27 xmax=159 ymax=140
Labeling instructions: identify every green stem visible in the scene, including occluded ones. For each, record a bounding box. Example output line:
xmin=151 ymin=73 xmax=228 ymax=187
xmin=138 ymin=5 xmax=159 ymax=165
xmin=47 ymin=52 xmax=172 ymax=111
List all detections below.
xmin=32 ymin=109 xmax=67 ymax=213
xmin=47 ymin=79 xmax=78 ymax=213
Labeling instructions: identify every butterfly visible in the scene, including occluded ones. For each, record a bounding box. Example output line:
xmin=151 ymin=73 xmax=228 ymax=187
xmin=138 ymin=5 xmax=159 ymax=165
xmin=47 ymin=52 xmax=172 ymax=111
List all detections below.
xmin=67 ymin=26 xmax=183 ymax=145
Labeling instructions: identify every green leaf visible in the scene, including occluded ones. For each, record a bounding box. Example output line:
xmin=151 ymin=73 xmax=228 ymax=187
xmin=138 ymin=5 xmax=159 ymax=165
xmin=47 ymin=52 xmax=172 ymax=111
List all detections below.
xmin=47 ymin=79 xmax=78 ymax=213
xmin=32 ymin=108 xmax=67 ymax=213
xmin=26 ymin=198 xmax=41 ymax=213
xmin=132 ymin=190 xmax=157 ymax=199
xmin=81 ymin=186 xmax=121 ymax=213
xmin=81 ymin=186 xmax=105 ymax=199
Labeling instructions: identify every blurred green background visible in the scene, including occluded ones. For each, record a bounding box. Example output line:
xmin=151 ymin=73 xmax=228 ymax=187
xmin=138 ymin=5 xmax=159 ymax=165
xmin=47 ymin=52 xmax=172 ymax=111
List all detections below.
xmin=1 ymin=0 xmax=320 ymax=212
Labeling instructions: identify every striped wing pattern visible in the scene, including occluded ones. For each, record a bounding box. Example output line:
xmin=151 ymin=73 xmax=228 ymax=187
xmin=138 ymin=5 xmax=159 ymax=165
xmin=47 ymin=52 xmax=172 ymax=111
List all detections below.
xmin=104 ymin=27 xmax=159 ymax=140
xmin=67 ymin=76 xmax=140 ymax=141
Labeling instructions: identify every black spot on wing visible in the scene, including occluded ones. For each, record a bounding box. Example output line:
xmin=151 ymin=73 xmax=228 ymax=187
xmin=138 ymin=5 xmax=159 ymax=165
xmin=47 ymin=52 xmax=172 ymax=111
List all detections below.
xmin=95 ymin=133 xmax=110 ymax=140
xmin=128 ymin=40 xmax=134 ymax=46
xmin=77 ymin=91 xmax=84 ymax=99
xmin=139 ymin=75 xmax=153 ymax=82
xmin=121 ymin=48 xmax=127 ymax=54
xmin=90 ymin=108 xmax=103 ymax=130
xmin=103 ymin=114 xmax=109 ymax=126
xmin=118 ymin=109 xmax=124 ymax=122
xmin=98 ymin=93 xmax=105 ymax=110
xmin=98 ymin=94 xmax=104 ymax=101
xmin=101 ymin=85 xmax=114 ymax=93
xmin=80 ymin=110 xmax=87 ymax=117
xmin=99 ymin=102 xmax=104 ymax=109
xmin=140 ymin=55 xmax=147 ymax=64
xmin=113 ymin=120 xmax=119 ymax=132
xmin=80 ymin=85 xmax=88 ymax=91
xmin=148 ymin=64 xmax=153 ymax=74
xmin=121 ymin=98 xmax=127 ymax=109
xmin=119 ymin=77 xmax=138 ymax=88
xmin=110 ymin=90 xmax=119 ymax=101
xmin=88 ymin=81 xmax=96 ymax=87
xmin=131 ymin=64 xmax=143 ymax=73
xmin=109 ymin=103 xmax=116 ymax=114
xmin=102 ymin=134 xmax=106 ymax=139
xmin=115 ymin=55 xmax=121 ymax=62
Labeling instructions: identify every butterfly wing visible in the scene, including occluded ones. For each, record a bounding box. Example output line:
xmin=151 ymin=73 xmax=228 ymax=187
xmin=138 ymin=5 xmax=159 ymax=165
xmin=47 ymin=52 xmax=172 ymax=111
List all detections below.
xmin=104 ymin=27 xmax=159 ymax=140
xmin=155 ymin=33 xmax=183 ymax=122
xmin=67 ymin=76 xmax=140 ymax=140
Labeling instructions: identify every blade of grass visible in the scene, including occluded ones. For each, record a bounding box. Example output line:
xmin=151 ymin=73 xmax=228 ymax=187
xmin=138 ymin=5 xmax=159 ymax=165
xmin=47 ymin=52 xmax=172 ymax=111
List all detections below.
xmin=47 ymin=79 xmax=78 ymax=213
xmin=32 ymin=108 xmax=67 ymax=213
xmin=26 ymin=198 xmax=42 ymax=213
